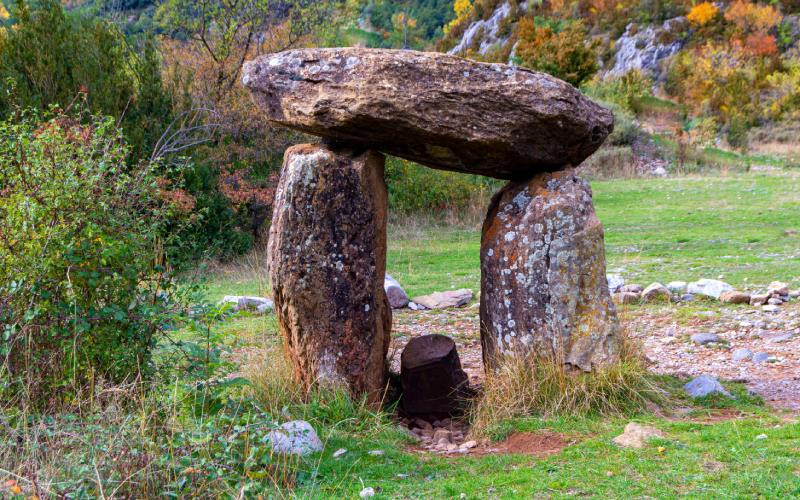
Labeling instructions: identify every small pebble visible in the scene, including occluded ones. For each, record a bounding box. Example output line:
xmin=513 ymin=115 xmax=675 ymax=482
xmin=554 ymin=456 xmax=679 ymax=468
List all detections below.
xmin=360 ymin=487 xmax=376 ymax=498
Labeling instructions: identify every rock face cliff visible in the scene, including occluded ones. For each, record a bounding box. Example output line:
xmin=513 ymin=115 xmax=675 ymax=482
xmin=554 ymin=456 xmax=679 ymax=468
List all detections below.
xmin=242 ymin=47 xmax=613 ymax=180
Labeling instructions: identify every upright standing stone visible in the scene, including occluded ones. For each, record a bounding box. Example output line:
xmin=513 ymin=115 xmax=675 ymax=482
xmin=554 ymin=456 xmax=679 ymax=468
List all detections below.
xmin=480 ymin=168 xmax=619 ymax=372
xmin=268 ymin=143 xmax=391 ymax=404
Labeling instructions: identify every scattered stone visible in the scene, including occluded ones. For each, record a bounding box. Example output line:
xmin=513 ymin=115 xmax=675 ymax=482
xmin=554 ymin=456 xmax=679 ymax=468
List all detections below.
xmin=333 ymin=448 xmax=347 ymax=458
xmin=220 ymin=295 xmax=274 ymax=313
xmin=789 ymin=290 xmax=800 ymax=298
xmin=762 ymin=304 xmax=780 ymax=313
xmin=755 ymin=434 xmax=768 ymax=440
xmin=268 ymin=144 xmax=391 ymax=405
xmin=753 ymin=352 xmax=771 ymax=363
xmin=433 ymin=428 xmax=453 ymax=444
xmin=767 ymin=298 xmax=783 ymax=306
xmin=384 ymin=274 xmax=410 ymax=309
xmin=446 ymin=443 xmax=459 ymax=452
xmin=368 ymin=450 xmax=385 ymax=456
xmin=750 ymin=293 xmax=770 ymax=306
xmin=614 ymin=291 xmax=641 ymax=304
xmin=480 ymin=168 xmax=619 ymax=372
xmin=401 ymin=334 xmax=469 ymax=415
xmin=687 ymin=279 xmax=734 ymax=299
xmin=607 ymin=274 xmax=625 ymax=293
xmin=621 ymin=284 xmax=644 ymax=294
xmin=684 ymin=375 xmax=732 ymax=398
xmin=412 ymin=289 xmax=473 ymax=309
xmin=612 ymin=422 xmax=666 ymax=448
xmin=243 ymin=47 xmax=613 ymax=179
xmin=460 ymin=440 xmax=478 ymax=450
xmin=408 ymin=301 xmax=425 ymax=311
xmin=720 ymin=291 xmax=750 ymax=304
xmin=359 ymin=487 xmax=376 ymax=498
xmin=666 ymin=281 xmax=688 ymax=293
xmin=732 ymin=348 xmax=754 ymax=362
xmin=768 ymin=281 xmax=790 ymax=296
xmin=642 ymin=282 xmax=671 ymax=303
xmin=691 ymin=332 xmax=721 ymax=345
xmin=680 ymin=293 xmax=695 ymax=302
xmin=266 ymin=420 xmax=323 ymax=455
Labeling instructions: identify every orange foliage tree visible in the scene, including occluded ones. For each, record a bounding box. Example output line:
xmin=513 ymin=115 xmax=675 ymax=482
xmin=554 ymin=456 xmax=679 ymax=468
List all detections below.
xmin=514 ymin=18 xmax=597 ymax=87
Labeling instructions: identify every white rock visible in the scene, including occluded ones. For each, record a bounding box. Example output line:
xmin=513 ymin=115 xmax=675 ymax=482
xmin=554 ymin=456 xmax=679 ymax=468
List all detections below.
xmin=220 ymin=295 xmax=274 ymax=313
xmin=687 ymin=279 xmax=734 ymax=299
xmin=762 ymin=304 xmax=780 ymax=313
xmin=755 ymin=434 xmax=768 ymax=440
xmin=265 ymin=420 xmax=323 ymax=456
xmin=768 ymin=281 xmax=789 ymax=295
xmin=368 ymin=449 xmax=385 ymax=456
xmin=333 ymin=448 xmax=347 ymax=458
xmin=360 ymin=487 xmax=376 ymax=498
xmin=666 ymin=281 xmax=687 ymax=293
xmin=607 ymin=274 xmax=625 ymax=293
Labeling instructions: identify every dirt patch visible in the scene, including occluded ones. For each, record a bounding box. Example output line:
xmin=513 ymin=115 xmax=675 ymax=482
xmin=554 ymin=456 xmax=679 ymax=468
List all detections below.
xmin=496 ymin=431 xmax=571 ymax=456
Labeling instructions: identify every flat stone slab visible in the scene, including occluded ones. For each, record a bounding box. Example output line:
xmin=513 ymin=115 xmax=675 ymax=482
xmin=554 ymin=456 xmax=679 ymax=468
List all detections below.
xmin=243 ymin=48 xmax=613 ymax=180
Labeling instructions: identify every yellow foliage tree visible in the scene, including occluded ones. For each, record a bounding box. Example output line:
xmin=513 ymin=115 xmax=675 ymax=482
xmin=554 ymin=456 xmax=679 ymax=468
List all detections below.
xmin=444 ymin=0 xmax=472 ymax=35
xmin=687 ymin=2 xmax=719 ymax=26
xmin=0 ymin=4 xmax=10 ymax=20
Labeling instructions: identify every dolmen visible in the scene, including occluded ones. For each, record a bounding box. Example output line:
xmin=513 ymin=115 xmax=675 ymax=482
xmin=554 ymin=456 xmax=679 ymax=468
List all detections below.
xmin=243 ymin=48 xmax=619 ymax=404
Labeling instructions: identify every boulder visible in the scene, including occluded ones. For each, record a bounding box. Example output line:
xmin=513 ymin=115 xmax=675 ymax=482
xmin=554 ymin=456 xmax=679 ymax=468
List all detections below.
xmin=621 ymin=284 xmax=644 ymax=293
xmin=687 ymin=279 xmax=734 ymax=299
xmin=480 ymin=168 xmax=619 ymax=372
xmin=731 ymin=348 xmax=754 ymax=362
xmin=266 ymin=420 xmax=323 ymax=455
xmin=666 ymin=281 xmax=687 ymax=293
xmin=720 ymin=291 xmax=750 ymax=304
xmin=612 ymin=422 xmax=666 ymax=448
xmin=412 ymin=289 xmax=473 ymax=309
xmin=384 ymin=274 xmax=410 ymax=309
xmin=768 ymin=281 xmax=790 ymax=295
xmin=220 ymin=295 xmax=274 ymax=313
xmin=691 ymin=332 xmax=721 ymax=345
xmin=243 ymin=48 xmax=613 ymax=180
xmin=684 ymin=375 xmax=731 ymax=398
xmin=750 ymin=293 xmax=770 ymax=306
xmin=613 ymin=291 xmax=641 ymax=304
xmin=268 ymin=144 xmax=391 ymax=405
xmin=607 ymin=274 xmax=625 ymax=293
xmin=641 ymin=282 xmax=671 ymax=303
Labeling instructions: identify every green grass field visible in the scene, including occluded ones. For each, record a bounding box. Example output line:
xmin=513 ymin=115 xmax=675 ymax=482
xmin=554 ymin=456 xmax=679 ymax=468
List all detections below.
xmin=186 ymin=170 xmax=800 ymax=498
xmin=206 ymin=171 xmax=800 ymax=301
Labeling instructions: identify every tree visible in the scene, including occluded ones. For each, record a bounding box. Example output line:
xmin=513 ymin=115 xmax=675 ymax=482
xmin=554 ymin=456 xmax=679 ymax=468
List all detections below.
xmin=514 ymin=18 xmax=598 ymax=87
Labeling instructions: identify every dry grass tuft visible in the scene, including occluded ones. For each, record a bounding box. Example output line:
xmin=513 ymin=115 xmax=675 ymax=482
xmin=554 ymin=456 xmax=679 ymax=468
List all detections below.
xmin=469 ymin=329 xmax=668 ymax=436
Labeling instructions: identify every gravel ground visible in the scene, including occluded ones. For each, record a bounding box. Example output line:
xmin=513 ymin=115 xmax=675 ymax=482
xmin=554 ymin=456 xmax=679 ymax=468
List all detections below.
xmin=389 ymin=300 xmax=800 ymax=412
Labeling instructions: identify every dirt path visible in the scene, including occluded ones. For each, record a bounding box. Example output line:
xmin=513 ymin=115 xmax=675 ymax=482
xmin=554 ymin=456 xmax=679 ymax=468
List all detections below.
xmin=389 ymin=302 xmax=800 ymax=411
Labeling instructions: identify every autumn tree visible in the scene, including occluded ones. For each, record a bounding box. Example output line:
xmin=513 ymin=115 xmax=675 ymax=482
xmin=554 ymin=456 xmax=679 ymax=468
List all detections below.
xmin=514 ymin=17 xmax=597 ymax=87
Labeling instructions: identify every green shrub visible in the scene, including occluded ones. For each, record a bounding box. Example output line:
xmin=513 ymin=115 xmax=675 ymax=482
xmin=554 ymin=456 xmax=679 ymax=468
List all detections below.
xmin=0 ymin=107 xmax=187 ymax=408
xmin=583 ymin=70 xmax=653 ymax=113
xmin=384 ymin=156 xmax=500 ymax=215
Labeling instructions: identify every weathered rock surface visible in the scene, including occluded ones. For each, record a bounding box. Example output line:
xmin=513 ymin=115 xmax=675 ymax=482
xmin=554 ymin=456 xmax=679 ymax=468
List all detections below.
xmin=687 ymin=279 xmax=733 ymax=299
xmin=612 ymin=422 xmax=666 ymax=448
xmin=268 ymin=144 xmax=391 ymax=404
xmin=412 ymin=289 xmax=473 ymax=309
xmin=720 ymin=291 xmax=750 ymax=304
xmin=384 ymin=274 xmax=410 ymax=309
xmin=266 ymin=420 xmax=323 ymax=455
xmin=480 ymin=168 xmax=619 ymax=372
xmin=642 ymin=282 xmax=671 ymax=302
xmin=243 ymin=47 xmax=613 ymax=180
xmin=684 ymin=375 xmax=732 ymax=398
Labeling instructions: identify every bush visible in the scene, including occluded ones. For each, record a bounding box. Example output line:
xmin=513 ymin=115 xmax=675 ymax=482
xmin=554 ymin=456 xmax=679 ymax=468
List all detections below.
xmin=0 ymin=107 xmax=187 ymax=408
xmin=583 ymin=70 xmax=653 ymax=113
xmin=384 ymin=156 xmax=500 ymax=215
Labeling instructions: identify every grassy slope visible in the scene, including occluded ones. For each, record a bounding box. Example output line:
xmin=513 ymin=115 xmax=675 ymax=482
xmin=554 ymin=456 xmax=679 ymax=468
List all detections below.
xmin=197 ymin=171 xmax=800 ymax=498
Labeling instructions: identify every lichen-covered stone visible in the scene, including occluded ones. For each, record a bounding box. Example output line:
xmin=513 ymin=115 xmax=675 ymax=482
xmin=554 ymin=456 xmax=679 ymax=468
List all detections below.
xmin=268 ymin=143 xmax=391 ymax=404
xmin=480 ymin=168 xmax=619 ymax=372
xmin=242 ymin=47 xmax=613 ymax=180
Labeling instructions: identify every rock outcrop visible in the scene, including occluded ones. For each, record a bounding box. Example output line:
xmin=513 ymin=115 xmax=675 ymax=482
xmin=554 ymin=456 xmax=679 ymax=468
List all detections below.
xmin=268 ymin=144 xmax=391 ymax=404
xmin=243 ymin=47 xmax=613 ymax=179
xmin=480 ymin=168 xmax=619 ymax=371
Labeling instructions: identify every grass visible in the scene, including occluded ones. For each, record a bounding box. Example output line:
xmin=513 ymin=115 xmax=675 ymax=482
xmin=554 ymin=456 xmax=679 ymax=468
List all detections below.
xmin=6 ymin=170 xmax=800 ymax=498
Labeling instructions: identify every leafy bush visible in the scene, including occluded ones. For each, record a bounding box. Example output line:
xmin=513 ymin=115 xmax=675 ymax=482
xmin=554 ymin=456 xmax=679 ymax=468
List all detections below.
xmin=0 ymin=107 xmax=188 ymax=408
xmin=583 ymin=70 xmax=653 ymax=113
xmin=384 ymin=156 xmax=500 ymax=215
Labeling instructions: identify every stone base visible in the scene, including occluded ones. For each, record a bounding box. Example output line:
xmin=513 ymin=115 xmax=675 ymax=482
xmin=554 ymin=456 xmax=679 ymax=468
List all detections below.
xmin=268 ymin=143 xmax=391 ymax=404
xmin=480 ymin=168 xmax=619 ymax=372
